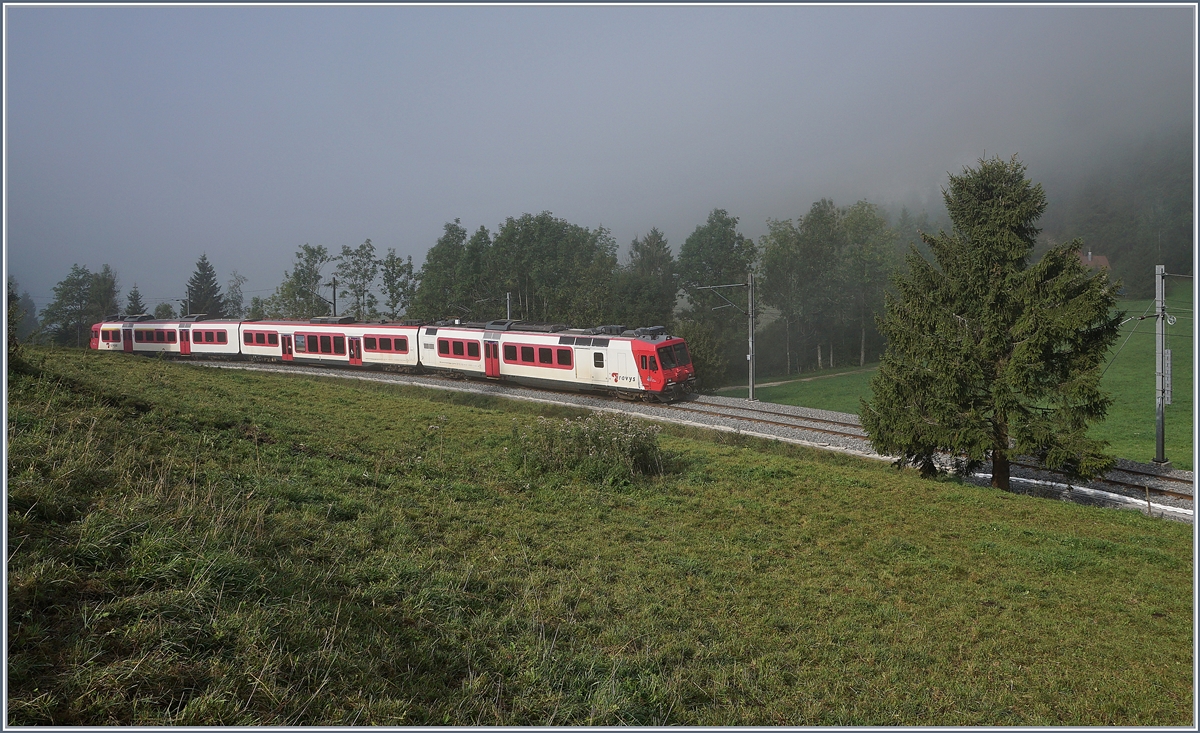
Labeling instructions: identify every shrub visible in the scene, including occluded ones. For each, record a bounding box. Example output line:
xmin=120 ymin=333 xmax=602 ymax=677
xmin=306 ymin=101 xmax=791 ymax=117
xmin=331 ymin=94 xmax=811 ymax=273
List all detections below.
xmin=511 ymin=412 xmax=666 ymax=483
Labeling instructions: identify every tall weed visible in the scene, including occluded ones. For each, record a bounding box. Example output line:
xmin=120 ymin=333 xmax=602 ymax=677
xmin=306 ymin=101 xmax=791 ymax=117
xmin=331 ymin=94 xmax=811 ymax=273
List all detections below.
xmin=511 ymin=413 xmax=666 ymax=484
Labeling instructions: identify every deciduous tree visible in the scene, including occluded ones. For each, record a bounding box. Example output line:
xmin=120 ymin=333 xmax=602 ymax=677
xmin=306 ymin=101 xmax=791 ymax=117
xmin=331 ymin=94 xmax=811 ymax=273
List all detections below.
xmin=262 ymin=244 xmax=334 ymax=320
xmin=862 ymin=156 xmax=1122 ymax=488
xmin=677 ymin=209 xmax=756 ymax=385
xmin=224 ymin=271 xmax=248 ymax=319
xmin=336 ymin=239 xmax=380 ymax=320
xmin=611 ymin=228 xmax=677 ymax=328
xmin=380 ymin=249 xmax=416 ymax=320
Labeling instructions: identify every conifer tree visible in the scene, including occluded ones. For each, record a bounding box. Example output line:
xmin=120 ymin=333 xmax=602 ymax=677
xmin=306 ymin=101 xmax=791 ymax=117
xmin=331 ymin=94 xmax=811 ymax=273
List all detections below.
xmin=126 ymin=283 xmax=147 ymax=315
xmin=862 ymin=156 xmax=1122 ymax=488
xmin=185 ymin=254 xmax=225 ymax=318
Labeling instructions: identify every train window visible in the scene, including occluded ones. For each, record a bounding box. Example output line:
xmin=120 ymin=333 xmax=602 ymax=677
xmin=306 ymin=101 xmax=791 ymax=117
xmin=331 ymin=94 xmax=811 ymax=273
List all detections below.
xmin=452 ymin=341 xmax=464 ymax=356
xmin=592 ymin=338 xmax=609 ymax=348
xmin=504 ymin=344 xmax=517 ymax=361
xmin=467 ymin=342 xmax=479 ymax=358
xmin=268 ymin=333 xmax=278 ymax=345
xmin=255 ymin=333 xmax=266 ymax=345
xmin=649 ymin=356 xmax=658 ymax=371
xmin=365 ymin=337 xmax=377 ymax=350
xmin=575 ymin=338 xmax=591 ymax=347
xmin=657 ymin=346 xmax=676 ymax=369
xmin=673 ymin=343 xmax=691 ymax=366
xmin=438 ymin=339 xmax=450 ymax=355
xmin=538 ymin=347 xmax=553 ymax=364
xmin=294 ymin=336 xmax=306 ymax=352
xmin=557 ymin=348 xmax=572 ymax=366
xmin=217 ymin=332 xmax=227 ymax=343
xmin=558 ymin=336 xmax=576 ymax=345
xmin=203 ymin=331 xmax=213 ymax=343
xmin=316 ymin=335 xmax=331 ymax=353
xmin=156 ymin=331 xmax=166 ymax=342
xmin=594 ymin=352 xmax=604 ymax=368
xmin=521 ymin=346 xmax=535 ymax=363
xmin=333 ymin=336 xmax=345 ymax=355
xmin=640 ymin=355 xmax=647 ymax=369
xmin=168 ymin=332 xmax=177 ymax=343
xmin=244 ymin=332 xmax=254 ymax=344
xmin=134 ymin=331 xmax=144 ymax=342
xmin=382 ymin=337 xmax=394 ymax=351
xmin=396 ymin=337 xmax=407 ymax=352
xmin=426 ymin=327 xmax=438 ymax=335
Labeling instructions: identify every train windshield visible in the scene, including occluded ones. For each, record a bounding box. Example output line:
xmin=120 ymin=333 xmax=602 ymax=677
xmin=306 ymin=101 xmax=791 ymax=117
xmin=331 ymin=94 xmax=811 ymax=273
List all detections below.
xmin=673 ymin=343 xmax=691 ymax=367
xmin=657 ymin=345 xmax=677 ymax=369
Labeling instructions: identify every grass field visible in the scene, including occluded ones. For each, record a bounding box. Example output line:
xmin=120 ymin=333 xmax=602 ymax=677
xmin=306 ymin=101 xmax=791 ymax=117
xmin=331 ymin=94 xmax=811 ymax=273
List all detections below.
xmin=7 ymin=347 xmax=1193 ymax=725
xmin=722 ymin=285 xmax=1194 ymax=470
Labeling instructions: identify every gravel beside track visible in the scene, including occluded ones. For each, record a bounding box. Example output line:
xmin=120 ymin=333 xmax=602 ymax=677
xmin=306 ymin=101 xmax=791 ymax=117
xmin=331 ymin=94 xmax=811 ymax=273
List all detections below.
xmin=194 ymin=361 xmax=1194 ymax=523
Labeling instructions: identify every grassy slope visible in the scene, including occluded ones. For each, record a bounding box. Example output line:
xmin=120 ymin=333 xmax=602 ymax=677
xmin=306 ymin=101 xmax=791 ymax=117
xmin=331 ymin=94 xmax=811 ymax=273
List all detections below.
xmin=7 ymin=348 xmax=1194 ymax=725
xmin=722 ymin=286 xmax=1194 ymax=470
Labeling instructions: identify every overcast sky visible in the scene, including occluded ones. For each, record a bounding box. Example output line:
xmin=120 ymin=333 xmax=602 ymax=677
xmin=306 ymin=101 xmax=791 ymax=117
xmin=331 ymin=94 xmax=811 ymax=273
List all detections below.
xmin=4 ymin=4 xmax=1195 ymax=312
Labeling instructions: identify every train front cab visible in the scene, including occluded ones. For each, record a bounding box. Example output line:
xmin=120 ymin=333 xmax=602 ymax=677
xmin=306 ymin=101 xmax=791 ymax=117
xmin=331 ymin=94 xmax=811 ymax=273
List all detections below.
xmin=630 ymin=336 xmax=695 ymax=401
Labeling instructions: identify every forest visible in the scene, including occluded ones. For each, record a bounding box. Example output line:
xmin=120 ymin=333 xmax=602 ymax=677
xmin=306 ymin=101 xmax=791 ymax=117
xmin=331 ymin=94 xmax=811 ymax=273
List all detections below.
xmin=20 ymin=130 xmax=1192 ymax=388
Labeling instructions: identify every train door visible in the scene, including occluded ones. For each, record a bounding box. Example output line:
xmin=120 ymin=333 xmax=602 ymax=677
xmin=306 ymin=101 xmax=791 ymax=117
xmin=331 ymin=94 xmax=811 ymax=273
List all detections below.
xmin=179 ymin=329 xmax=191 ymax=355
xmin=281 ymin=334 xmax=294 ymax=362
xmin=349 ymin=337 xmax=362 ymax=366
xmin=484 ymin=341 xmax=500 ymax=378
xmin=123 ymin=328 xmax=134 ymax=353
xmin=590 ymin=348 xmax=609 ymax=383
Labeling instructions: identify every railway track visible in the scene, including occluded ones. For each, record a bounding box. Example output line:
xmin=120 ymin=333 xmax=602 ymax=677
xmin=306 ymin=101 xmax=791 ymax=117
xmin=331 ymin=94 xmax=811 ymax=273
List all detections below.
xmin=194 ymin=361 xmax=1195 ymax=520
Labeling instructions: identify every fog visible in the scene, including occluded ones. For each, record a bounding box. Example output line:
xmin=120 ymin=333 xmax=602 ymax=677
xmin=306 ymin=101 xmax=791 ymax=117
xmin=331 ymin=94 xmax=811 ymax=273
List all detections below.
xmin=5 ymin=5 xmax=1194 ymax=312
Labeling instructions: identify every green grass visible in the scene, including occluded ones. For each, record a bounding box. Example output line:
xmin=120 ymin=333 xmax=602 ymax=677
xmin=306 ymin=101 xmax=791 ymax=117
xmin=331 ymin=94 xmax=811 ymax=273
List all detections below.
xmin=720 ymin=365 xmax=879 ymax=414
xmin=723 ymin=285 xmax=1194 ymax=470
xmin=7 ymin=347 xmax=1194 ymax=725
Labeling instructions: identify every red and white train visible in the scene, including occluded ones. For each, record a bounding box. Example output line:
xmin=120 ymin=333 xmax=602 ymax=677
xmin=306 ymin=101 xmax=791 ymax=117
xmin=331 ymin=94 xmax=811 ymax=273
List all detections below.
xmin=90 ymin=315 xmax=697 ymax=401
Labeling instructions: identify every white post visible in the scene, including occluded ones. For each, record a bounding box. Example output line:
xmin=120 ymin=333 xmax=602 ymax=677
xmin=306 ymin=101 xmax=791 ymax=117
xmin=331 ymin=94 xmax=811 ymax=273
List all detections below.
xmin=748 ymin=272 xmax=756 ymax=402
xmin=1154 ymin=265 xmax=1167 ymax=464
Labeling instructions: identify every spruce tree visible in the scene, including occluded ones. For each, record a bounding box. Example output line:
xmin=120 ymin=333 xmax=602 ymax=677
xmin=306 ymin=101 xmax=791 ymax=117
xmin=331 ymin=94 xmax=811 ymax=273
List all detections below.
xmin=861 ymin=156 xmax=1122 ymax=488
xmin=185 ymin=254 xmax=226 ymax=318
xmin=126 ymin=283 xmax=147 ymax=315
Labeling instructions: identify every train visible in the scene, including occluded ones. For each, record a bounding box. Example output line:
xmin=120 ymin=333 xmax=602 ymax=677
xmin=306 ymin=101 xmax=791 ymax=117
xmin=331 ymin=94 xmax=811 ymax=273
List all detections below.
xmin=89 ymin=314 xmax=697 ymax=402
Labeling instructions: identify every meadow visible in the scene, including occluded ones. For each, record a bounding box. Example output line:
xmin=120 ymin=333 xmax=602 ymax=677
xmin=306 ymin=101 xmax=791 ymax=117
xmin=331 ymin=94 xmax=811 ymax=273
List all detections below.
xmin=6 ymin=347 xmax=1193 ymax=725
xmin=722 ymin=284 xmax=1194 ymax=470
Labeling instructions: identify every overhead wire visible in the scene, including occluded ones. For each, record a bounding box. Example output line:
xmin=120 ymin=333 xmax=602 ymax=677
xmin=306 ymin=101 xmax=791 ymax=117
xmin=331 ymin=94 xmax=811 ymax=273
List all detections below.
xmin=1101 ymin=300 xmax=1155 ymax=378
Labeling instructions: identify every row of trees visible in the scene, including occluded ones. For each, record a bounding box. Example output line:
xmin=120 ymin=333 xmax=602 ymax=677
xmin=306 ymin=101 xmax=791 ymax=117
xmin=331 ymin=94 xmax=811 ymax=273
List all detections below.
xmin=246 ymin=241 xmax=416 ymax=322
xmin=28 ymin=203 xmax=918 ymax=383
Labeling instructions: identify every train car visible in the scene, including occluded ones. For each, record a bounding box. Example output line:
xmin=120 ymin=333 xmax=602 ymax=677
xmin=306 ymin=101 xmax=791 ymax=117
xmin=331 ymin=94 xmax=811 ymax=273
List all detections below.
xmin=421 ymin=320 xmax=695 ymax=401
xmin=262 ymin=316 xmax=421 ymax=369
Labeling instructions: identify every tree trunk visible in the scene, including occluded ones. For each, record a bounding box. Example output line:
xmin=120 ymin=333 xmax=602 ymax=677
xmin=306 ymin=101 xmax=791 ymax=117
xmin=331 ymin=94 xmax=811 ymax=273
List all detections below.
xmin=817 ymin=343 xmax=822 ymax=370
xmin=860 ymin=323 xmax=866 ymax=366
xmin=785 ymin=317 xmax=791 ymax=375
xmin=992 ymin=450 xmax=1010 ymax=490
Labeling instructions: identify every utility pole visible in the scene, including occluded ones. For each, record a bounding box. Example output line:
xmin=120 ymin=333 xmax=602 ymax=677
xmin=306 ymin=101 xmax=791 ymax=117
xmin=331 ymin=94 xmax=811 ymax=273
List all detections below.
xmin=506 ymin=292 xmax=511 ymax=320
xmin=1154 ymin=265 xmax=1172 ymax=465
xmin=748 ymin=272 xmax=756 ymax=401
xmin=695 ymin=278 xmax=756 ymax=402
